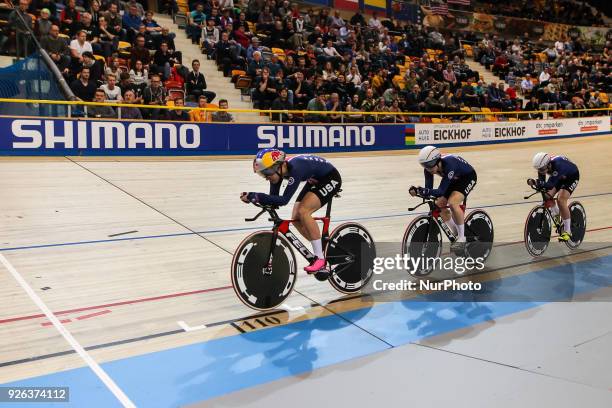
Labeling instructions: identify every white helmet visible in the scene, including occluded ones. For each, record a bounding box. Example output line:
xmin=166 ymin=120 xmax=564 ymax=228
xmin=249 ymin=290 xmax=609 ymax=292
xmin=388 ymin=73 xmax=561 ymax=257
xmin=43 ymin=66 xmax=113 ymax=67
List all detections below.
xmin=418 ymin=145 xmax=441 ymax=168
xmin=532 ymin=152 xmax=550 ymax=170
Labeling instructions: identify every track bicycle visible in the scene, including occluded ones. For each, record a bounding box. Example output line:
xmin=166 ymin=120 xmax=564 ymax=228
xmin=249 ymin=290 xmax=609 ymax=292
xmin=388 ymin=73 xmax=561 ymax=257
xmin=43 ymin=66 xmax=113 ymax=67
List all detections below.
xmin=402 ymin=193 xmax=494 ymax=276
xmin=523 ymin=183 xmax=586 ymax=257
xmin=231 ymin=191 xmax=376 ymax=310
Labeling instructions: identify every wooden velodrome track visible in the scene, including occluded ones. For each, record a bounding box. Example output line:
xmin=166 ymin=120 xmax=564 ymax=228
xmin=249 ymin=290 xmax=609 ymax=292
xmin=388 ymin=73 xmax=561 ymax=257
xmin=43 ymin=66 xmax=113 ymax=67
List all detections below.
xmin=1 ymin=135 xmax=612 ymax=402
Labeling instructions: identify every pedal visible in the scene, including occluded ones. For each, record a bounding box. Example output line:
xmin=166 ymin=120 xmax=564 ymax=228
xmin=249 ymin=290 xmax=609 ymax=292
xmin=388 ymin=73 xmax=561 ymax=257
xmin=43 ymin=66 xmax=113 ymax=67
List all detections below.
xmin=314 ymin=270 xmax=330 ymax=281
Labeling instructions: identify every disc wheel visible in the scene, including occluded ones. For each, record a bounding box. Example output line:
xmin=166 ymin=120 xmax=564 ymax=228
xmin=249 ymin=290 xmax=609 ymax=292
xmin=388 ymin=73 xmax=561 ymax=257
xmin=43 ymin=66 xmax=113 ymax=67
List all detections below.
xmin=565 ymin=201 xmax=586 ymax=249
xmin=464 ymin=210 xmax=494 ymax=261
xmin=401 ymin=216 xmax=443 ymax=276
xmin=524 ymin=205 xmax=552 ymax=257
xmin=231 ymin=231 xmax=297 ymax=310
xmin=325 ymin=222 xmax=376 ymax=293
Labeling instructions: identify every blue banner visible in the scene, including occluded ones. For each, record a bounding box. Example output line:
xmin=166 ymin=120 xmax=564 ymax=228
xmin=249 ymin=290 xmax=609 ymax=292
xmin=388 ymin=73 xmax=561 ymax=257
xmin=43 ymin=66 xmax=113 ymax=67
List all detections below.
xmin=1 ymin=117 xmax=411 ymax=155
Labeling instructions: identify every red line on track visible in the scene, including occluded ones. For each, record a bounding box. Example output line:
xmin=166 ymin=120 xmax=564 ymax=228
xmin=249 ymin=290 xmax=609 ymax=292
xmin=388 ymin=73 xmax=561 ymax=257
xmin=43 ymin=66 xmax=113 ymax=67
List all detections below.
xmin=76 ymin=310 xmax=111 ymax=320
xmin=0 ymin=285 xmax=232 ymax=325
xmin=41 ymin=319 xmax=71 ymax=327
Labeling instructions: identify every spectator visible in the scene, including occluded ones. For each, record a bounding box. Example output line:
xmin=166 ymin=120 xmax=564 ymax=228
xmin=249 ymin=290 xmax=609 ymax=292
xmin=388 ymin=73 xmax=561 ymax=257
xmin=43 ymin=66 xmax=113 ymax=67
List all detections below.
xmin=50 ymin=51 xmax=71 ymax=80
xmin=168 ymin=97 xmax=190 ymax=121
xmin=119 ymin=90 xmax=143 ymax=119
xmin=123 ymin=0 xmax=145 ymax=18
xmin=89 ymin=0 xmax=101 ymax=26
xmin=253 ymin=67 xmax=277 ymax=109
xmin=88 ymin=89 xmax=117 ymax=118
xmin=306 ymin=93 xmax=328 ymax=122
xmin=60 ymin=0 xmax=80 ymax=36
xmin=97 ymin=16 xmax=119 ymax=57
xmin=70 ymin=30 xmax=93 ymax=65
xmin=211 ymin=99 xmax=234 ymax=122
xmin=326 ymin=92 xmax=343 ymax=122
xmin=41 ymin=25 xmax=69 ymax=58
xmin=82 ymin=51 xmax=104 ymax=84
xmin=8 ymin=0 xmax=33 ymax=57
xmin=130 ymin=35 xmax=151 ymax=67
xmin=143 ymin=11 xmax=163 ymax=38
xmin=143 ymin=74 xmax=168 ymax=119
xmin=152 ymin=41 xmax=178 ymax=80
xmin=202 ymin=19 xmax=220 ymax=59
xmin=189 ymin=95 xmax=211 ymax=122
xmin=36 ymin=9 xmax=53 ymax=38
xmin=521 ymin=74 xmax=534 ymax=97
xmin=104 ymin=4 xmax=125 ymax=41
xmin=129 ymin=60 xmax=149 ymax=95
xmin=70 ymin=66 xmax=97 ymax=101
xmin=271 ymin=88 xmax=296 ymax=122
xmin=122 ymin=5 xmax=142 ymax=42
xmin=186 ymin=59 xmax=216 ymax=102
xmin=187 ymin=3 xmax=206 ymax=44
xmin=100 ymin=73 xmax=123 ymax=102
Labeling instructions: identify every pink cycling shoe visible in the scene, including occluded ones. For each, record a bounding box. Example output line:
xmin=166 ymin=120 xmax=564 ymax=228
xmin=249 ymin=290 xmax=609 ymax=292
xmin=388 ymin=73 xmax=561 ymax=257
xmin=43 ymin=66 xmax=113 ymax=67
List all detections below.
xmin=304 ymin=258 xmax=327 ymax=274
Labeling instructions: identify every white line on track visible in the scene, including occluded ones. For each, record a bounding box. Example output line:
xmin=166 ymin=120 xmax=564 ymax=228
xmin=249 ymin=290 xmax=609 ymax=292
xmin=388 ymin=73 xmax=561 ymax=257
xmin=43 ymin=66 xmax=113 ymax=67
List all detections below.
xmin=0 ymin=254 xmax=136 ymax=408
xmin=177 ymin=320 xmax=208 ymax=332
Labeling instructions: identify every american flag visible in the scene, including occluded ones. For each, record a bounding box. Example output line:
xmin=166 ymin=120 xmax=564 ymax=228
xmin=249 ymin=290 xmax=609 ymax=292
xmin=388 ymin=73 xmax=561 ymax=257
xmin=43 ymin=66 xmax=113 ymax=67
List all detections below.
xmin=430 ymin=1 xmax=449 ymax=15
xmin=447 ymin=0 xmax=471 ymax=5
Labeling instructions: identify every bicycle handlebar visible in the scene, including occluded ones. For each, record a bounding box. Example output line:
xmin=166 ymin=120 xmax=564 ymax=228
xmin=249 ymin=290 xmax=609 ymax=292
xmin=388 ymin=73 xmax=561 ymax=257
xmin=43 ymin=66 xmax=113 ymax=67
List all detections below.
xmin=408 ymin=197 xmax=427 ymax=212
xmin=524 ymin=180 xmax=553 ymax=200
xmin=245 ymin=203 xmax=280 ymax=222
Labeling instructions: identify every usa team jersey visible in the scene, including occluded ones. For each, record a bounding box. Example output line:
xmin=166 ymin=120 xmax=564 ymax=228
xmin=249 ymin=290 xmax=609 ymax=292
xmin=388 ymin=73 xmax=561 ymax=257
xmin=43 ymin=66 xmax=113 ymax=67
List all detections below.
xmin=424 ymin=155 xmax=475 ymax=197
xmin=538 ymin=156 xmax=579 ymax=189
xmin=250 ymin=155 xmax=336 ymax=206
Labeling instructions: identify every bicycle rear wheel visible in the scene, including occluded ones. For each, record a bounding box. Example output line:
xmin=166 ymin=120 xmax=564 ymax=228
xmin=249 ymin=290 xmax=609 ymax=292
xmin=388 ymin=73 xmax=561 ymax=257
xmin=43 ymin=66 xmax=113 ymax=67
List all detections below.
xmin=565 ymin=201 xmax=586 ymax=250
xmin=464 ymin=210 xmax=494 ymax=261
xmin=231 ymin=231 xmax=297 ymax=310
xmin=325 ymin=222 xmax=376 ymax=294
xmin=524 ymin=205 xmax=552 ymax=257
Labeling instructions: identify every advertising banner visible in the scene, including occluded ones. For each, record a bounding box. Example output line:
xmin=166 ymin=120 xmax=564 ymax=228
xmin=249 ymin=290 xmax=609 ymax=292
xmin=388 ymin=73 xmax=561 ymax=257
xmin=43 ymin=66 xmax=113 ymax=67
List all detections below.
xmin=1 ymin=117 xmax=408 ymax=155
xmin=1 ymin=116 xmax=608 ymax=155
xmin=414 ymin=116 xmax=611 ymax=145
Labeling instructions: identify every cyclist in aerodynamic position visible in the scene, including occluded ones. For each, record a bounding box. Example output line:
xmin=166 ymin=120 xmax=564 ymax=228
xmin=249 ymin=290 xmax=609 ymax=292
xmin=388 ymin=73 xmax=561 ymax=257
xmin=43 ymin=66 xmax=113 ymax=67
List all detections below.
xmin=528 ymin=152 xmax=580 ymax=241
xmin=241 ymin=148 xmax=342 ymax=274
xmin=409 ymin=145 xmax=477 ymax=252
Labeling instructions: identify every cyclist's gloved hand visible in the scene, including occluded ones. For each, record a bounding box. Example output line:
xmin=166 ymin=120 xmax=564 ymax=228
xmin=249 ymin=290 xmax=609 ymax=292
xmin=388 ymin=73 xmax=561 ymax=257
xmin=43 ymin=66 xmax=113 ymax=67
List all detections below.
xmin=246 ymin=192 xmax=259 ymax=204
xmin=409 ymin=186 xmax=418 ymax=197
xmin=527 ymin=178 xmax=537 ymax=188
xmin=240 ymin=192 xmax=249 ymax=203
xmin=417 ymin=187 xmax=431 ymax=197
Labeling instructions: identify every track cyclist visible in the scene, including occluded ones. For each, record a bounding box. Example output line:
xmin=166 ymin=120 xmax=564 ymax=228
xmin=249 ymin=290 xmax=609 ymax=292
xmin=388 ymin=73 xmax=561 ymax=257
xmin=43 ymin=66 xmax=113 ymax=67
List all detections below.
xmin=528 ymin=152 xmax=580 ymax=242
xmin=240 ymin=148 xmax=342 ymax=274
xmin=409 ymin=145 xmax=477 ymax=253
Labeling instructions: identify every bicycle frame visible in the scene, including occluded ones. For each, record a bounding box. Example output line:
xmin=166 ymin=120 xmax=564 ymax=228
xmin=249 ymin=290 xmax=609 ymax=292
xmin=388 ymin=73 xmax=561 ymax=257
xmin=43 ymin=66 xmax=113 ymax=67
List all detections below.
xmin=524 ymin=188 xmax=563 ymax=233
xmin=246 ymin=198 xmax=335 ymax=267
xmin=409 ymin=198 xmax=467 ymax=243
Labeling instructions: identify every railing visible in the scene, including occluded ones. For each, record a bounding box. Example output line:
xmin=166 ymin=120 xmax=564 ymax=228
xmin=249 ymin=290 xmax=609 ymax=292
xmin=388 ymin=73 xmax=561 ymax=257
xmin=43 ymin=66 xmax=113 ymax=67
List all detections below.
xmin=0 ymin=98 xmax=609 ymax=124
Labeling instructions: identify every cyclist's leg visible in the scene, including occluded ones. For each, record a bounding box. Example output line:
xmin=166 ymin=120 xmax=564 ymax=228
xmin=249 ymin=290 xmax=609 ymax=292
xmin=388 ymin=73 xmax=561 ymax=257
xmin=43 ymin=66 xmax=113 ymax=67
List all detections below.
xmin=297 ymin=192 xmax=326 ymax=271
xmin=435 ymin=196 xmax=458 ymax=234
xmin=291 ymin=184 xmax=311 ymax=238
xmin=448 ymin=191 xmax=466 ymax=240
xmin=557 ymin=188 xmax=572 ymax=235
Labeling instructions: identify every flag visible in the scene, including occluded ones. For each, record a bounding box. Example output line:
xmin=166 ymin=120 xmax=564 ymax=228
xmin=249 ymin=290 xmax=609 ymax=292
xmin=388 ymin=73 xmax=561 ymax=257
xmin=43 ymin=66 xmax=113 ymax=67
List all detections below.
xmin=447 ymin=0 xmax=471 ymax=5
xmin=405 ymin=124 xmax=415 ymax=145
xmin=430 ymin=1 xmax=449 ymax=16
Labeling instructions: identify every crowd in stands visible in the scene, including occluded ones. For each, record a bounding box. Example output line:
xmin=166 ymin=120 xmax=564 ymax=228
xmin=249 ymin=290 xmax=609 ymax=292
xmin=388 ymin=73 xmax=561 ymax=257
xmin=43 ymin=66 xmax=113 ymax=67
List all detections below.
xmin=474 ymin=0 xmax=607 ymax=27
xmin=4 ymin=0 xmax=230 ymax=120
xmin=194 ymin=1 xmax=610 ymax=122
xmin=476 ymin=33 xmax=611 ymax=115
xmin=2 ymin=0 xmax=611 ymax=122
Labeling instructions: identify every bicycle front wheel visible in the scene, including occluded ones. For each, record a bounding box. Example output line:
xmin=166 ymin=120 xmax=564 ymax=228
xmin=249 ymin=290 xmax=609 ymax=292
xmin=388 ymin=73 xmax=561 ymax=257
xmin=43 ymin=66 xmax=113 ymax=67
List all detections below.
xmin=231 ymin=231 xmax=297 ymax=310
